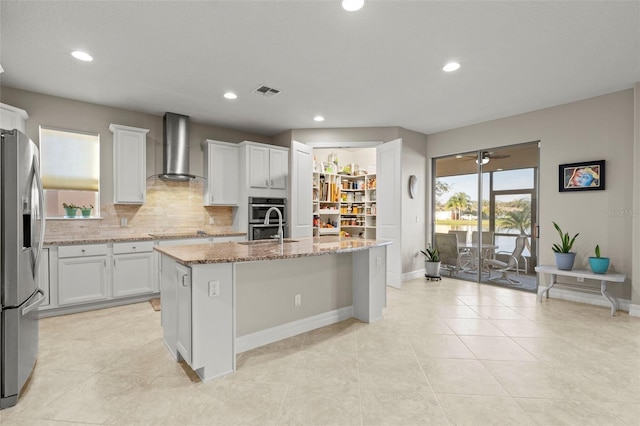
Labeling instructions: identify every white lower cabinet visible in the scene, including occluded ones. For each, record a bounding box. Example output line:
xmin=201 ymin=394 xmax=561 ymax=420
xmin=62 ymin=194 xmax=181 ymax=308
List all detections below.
xmin=58 ymin=255 xmax=109 ymax=306
xmin=112 ymin=241 xmax=155 ymax=297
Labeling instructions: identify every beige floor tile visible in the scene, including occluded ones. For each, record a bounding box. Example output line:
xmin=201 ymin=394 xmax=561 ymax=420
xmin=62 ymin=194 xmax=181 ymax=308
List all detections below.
xmin=489 ymin=318 xmax=558 ymax=337
xmin=459 ymin=336 xmax=537 ymax=361
xmin=276 ymin=383 xmax=361 ymax=425
xmin=430 ymin=304 xmax=483 ymax=319
xmin=29 ymin=373 xmax=155 ymax=424
xmin=420 ymin=358 xmax=508 ymax=396
xmin=358 ymin=357 xmax=431 ymax=392
xmin=356 ymin=332 xmax=416 ymax=360
xmin=360 ymin=389 xmax=448 ymax=426
xmin=470 ymin=305 xmax=528 ymax=320
xmin=437 ymin=394 xmax=537 ymax=426
xmin=290 ymin=351 xmax=359 ymax=387
xmin=0 ymin=369 xmax=94 ymax=421
xmin=410 ymin=334 xmax=476 ymax=359
xmin=516 ymin=397 xmax=640 ymax=426
xmin=482 ymin=360 xmax=593 ymax=400
xmin=443 ymin=318 xmax=506 ymax=336
xmin=192 ymin=381 xmax=288 ymax=425
xmin=10 ymin=279 xmax=640 ymax=425
xmin=511 ymin=336 xmax=590 ymax=362
xmin=456 ymin=295 xmax=507 ymax=306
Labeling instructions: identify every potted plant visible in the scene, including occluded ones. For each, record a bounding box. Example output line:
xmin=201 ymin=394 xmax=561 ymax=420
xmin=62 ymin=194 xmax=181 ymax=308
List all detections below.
xmin=62 ymin=202 xmax=78 ymax=218
xmin=421 ymin=245 xmax=441 ymax=277
xmin=552 ymin=222 xmax=579 ymax=270
xmin=588 ymin=245 xmax=610 ymax=274
xmin=80 ymin=204 xmax=93 ymax=218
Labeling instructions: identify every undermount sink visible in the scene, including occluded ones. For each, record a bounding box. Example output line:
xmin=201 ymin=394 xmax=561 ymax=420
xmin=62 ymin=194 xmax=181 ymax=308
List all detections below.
xmin=237 ymin=239 xmax=299 ymax=245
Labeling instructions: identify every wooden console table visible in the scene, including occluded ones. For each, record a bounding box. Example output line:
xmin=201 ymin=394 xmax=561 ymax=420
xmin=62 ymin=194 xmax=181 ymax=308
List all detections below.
xmin=535 ymin=265 xmax=627 ymax=316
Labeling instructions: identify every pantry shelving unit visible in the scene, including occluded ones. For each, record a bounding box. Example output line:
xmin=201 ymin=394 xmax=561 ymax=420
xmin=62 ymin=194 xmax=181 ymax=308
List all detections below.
xmin=313 ymin=172 xmax=376 ymax=239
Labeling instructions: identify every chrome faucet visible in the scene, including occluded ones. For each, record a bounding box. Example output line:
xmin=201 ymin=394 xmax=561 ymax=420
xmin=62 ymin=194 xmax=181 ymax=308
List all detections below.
xmin=264 ymin=207 xmax=283 ymax=244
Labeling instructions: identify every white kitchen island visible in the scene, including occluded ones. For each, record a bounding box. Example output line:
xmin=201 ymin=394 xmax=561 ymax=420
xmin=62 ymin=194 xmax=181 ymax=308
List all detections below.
xmin=155 ymin=236 xmax=390 ymax=382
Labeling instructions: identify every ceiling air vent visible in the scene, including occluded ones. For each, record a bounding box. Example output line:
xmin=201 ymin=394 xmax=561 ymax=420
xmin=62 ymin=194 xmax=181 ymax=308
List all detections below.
xmin=253 ymin=85 xmax=281 ymax=97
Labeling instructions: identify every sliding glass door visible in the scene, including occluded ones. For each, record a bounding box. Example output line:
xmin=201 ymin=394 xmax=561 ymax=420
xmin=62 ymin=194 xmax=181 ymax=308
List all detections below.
xmin=432 ymin=142 xmax=539 ymax=292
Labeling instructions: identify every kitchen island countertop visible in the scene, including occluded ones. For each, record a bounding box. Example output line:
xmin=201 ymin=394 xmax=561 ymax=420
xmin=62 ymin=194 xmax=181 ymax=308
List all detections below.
xmin=154 ymin=236 xmax=391 ymax=265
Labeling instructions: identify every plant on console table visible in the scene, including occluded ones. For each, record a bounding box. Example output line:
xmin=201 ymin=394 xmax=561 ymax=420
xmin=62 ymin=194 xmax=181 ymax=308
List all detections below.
xmin=588 ymin=245 xmax=610 ymax=274
xmin=421 ymin=245 xmax=441 ymax=277
xmin=552 ymin=222 xmax=579 ymax=270
xmin=62 ymin=202 xmax=78 ymax=218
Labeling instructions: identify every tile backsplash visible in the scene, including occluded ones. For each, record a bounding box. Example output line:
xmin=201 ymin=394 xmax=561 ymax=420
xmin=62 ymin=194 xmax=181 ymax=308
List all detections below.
xmin=44 ymin=178 xmax=236 ymax=240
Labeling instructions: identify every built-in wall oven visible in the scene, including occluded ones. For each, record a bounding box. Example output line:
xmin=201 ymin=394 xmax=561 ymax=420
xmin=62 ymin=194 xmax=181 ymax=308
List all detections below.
xmin=248 ymin=197 xmax=287 ymax=241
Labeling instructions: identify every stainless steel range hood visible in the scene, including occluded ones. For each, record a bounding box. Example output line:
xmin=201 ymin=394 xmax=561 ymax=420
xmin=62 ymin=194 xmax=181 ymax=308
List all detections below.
xmin=160 ymin=112 xmax=196 ymax=181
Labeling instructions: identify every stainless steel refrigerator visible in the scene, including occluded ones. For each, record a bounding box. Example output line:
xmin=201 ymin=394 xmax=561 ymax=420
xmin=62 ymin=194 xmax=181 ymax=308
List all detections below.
xmin=0 ymin=128 xmax=46 ymax=409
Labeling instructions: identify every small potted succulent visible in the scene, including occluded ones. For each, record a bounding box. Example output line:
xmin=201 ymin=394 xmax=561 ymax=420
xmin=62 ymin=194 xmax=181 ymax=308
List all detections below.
xmin=421 ymin=245 xmax=441 ymax=277
xmin=552 ymin=222 xmax=579 ymax=270
xmin=80 ymin=204 xmax=94 ymax=218
xmin=62 ymin=202 xmax=78 ymax=218
xmin=588 ymin=245 xmax=610 ymax=274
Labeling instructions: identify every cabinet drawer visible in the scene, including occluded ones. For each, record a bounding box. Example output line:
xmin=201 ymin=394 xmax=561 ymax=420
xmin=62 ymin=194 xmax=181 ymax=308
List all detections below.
xmin=58 ymin=244 xmax=108 ymax=258
xmin=113 ymin=241 xmax=155 ymax=254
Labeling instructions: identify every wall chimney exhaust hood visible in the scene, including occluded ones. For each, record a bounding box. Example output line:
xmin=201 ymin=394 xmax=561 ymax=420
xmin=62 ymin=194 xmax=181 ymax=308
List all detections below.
xmin=159 ymin=112 xmax=196 ymax=181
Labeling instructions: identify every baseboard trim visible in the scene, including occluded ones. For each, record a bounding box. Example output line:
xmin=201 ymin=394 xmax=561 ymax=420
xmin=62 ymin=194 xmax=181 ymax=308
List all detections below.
xmin=545 ymin=287 xmax=631 ymax=312
xmin=403 ymin=269 xmax=425 ymax=281
xmin=37 ymin=293 xmax=160 ymax=318
xmin=235 ymin=306 xmax=354 ymax=353
xmin=629 ymin=303 xmax=640 ymax=317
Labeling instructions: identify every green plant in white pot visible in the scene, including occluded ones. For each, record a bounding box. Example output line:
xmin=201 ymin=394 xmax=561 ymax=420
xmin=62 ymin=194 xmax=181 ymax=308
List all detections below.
xmin=552 ymin=222 xmax=579 ymax=270
xmin=588 ymin=245 xmax=610 ymax=274
xmin=421 ymin=245 xmax=441 ymax=277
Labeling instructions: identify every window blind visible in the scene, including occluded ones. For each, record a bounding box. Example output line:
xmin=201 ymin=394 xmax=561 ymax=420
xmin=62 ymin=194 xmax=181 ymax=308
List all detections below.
xmin=40 ymin=127 xmax=100 ymax=191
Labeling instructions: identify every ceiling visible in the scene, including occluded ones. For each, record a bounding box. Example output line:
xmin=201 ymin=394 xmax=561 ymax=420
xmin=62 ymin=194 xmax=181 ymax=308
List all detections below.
xmin=1 ymin=1 xmax=639 ymax=137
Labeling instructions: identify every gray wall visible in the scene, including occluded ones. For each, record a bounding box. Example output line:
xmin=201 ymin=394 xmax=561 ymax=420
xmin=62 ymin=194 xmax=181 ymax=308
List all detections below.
xmin=427 ymin=89 xmax=636 ymax=302
xmin=0 ymin=87 xmax=271 ymax=203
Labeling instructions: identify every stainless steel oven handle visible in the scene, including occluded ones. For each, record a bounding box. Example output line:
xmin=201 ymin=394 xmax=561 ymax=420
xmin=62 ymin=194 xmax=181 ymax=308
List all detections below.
xmin=250 ymin=224 xmax=282 ymax=228
xmin=22 ymin=289 xmax=46 ymax=316
xmin=250 ymin=204 xmax=285 ymax=208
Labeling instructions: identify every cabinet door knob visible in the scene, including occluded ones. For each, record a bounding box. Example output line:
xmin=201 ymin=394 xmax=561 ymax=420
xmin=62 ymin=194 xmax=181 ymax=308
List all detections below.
xmin=81 ymin=249 xmax=85 ymax=253
xmin=132 ymin=246 xmax=136 ymax=250
xmin=265 ymin=179 xmax=269 ymax=186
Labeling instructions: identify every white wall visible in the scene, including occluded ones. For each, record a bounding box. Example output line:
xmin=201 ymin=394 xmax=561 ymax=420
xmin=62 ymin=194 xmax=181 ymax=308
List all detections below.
xmin=428 ymin=89 xmax=635 ymax=301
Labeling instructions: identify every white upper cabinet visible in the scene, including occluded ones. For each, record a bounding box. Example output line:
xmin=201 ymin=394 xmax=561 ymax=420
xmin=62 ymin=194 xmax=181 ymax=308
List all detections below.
xmin=110 ymin=123 xmax=149 ymax=204
xmin=202 ymin=140 xmax=239 ymax=206
xmin=0 ymin=103 xmax=29 ymax=133
xmin=242 ymin=142 xmax=289 ymax=197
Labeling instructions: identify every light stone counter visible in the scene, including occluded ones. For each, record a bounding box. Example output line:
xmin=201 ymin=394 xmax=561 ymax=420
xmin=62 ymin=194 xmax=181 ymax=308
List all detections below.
xmin=44 ymin=231 xmax=246 ymax=246
xmin=154 ymin=236 xmax=391 ymax=265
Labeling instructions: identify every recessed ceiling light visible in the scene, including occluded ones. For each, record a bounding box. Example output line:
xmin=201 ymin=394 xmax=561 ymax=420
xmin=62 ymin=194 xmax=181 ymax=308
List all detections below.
xmin=342 ymin=0 xmax=364 ymax=12
xmin=223 ymin=92 xmax=237 ymax=100
xmin=314 ymin=115 xmax=325 ymax=122
xmin=443 ymin=62 xmax=460 ymax=72
xmin=71 ymin=51 xmax=93 ymax=62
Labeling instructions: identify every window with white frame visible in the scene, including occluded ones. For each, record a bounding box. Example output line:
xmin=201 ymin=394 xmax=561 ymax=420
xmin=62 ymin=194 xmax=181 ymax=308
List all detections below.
xmin=39 ymin=127 xmax=100 ymax=218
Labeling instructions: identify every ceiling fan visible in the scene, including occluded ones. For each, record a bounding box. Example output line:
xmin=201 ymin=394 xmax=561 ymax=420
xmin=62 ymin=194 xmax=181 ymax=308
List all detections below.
xmin=460 ymin=151 xmax=511 ymax=164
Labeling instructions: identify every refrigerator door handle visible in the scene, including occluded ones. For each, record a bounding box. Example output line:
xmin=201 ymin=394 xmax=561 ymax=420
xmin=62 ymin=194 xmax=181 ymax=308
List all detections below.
xmin=32 ymin=153 xmax=46 ymax=277
xmin=21 ymin=289 xmax=46 ymax=316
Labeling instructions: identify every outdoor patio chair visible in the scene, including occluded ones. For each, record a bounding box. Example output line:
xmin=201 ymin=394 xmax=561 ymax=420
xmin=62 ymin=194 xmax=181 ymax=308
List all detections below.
xmin=435 ymin=232 xmax=472 ymax=277
xmin=485 ymin=235 xmax=529 ymax=284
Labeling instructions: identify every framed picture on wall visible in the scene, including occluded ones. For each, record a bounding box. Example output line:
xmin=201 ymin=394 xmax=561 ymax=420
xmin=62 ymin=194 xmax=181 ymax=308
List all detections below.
xmin=559 ymin=160 xmax=605 ymax=192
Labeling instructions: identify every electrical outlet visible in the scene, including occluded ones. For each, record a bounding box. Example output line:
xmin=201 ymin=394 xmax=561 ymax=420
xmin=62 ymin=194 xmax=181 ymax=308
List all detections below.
xmin=294 ymin=294 xmax=301 ymax=307
xmin=120 ymin=217 xmax=127 ymax=226
xmin=208 ymin=280 xmax=220 ymax=297
xmin=376 ymin=257 xmax=382 ymax=268
xmin=209 ymin=216 xmax=215 ymax=225
xmin=576 ymin=276 xmax=584 ymax=283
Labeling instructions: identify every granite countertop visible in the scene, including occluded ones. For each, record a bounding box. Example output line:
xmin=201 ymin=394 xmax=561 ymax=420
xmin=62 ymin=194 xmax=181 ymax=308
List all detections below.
xmin=154 ymin=236 xmax=391 ymax=265
xmin=44 ymin=231 xmax=246 ymax=246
